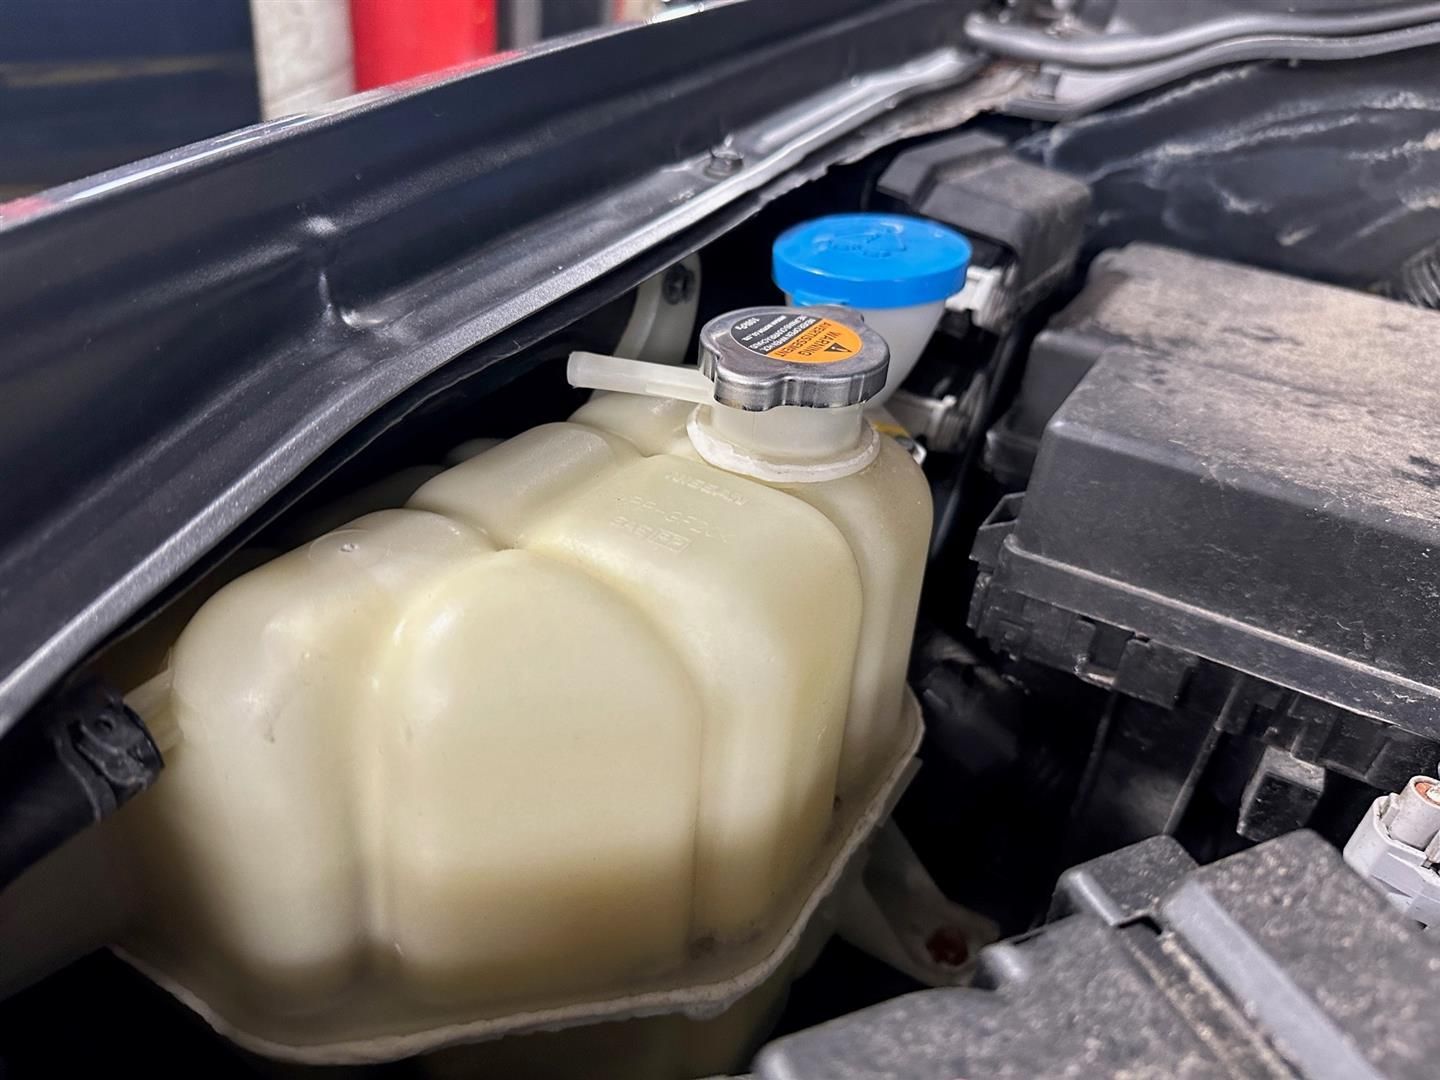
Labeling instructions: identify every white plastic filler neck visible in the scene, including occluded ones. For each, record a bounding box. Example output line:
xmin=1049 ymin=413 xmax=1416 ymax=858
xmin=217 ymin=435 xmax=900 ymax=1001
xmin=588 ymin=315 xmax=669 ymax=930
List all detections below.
xmin=569 ymin=307 xmax=889 ymax=483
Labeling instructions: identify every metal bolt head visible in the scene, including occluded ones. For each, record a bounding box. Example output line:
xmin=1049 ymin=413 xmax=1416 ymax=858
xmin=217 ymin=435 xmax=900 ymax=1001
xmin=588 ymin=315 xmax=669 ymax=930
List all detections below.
xmin=661 ymin=263 xmax=696 ymax=305
xmin=705 ymin=143 xmax=744 ymax=178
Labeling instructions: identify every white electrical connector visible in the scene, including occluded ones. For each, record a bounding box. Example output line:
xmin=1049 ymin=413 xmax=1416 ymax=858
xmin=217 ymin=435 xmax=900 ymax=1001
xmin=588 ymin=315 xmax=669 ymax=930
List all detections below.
xmin=1343 ymin=773 xmax=1440 ymax=926
xmin=944 ymin=263 xmax=1006 ymax=330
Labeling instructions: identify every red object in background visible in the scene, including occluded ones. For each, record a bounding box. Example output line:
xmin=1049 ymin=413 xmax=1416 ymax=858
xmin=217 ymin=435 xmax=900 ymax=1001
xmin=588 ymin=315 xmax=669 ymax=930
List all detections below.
xmin=350 ymin=0 xmax=498 ymax=91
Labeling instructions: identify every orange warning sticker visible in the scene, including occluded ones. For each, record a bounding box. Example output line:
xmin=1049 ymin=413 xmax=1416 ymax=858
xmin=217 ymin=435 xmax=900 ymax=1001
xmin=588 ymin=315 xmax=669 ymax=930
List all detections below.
xmin=730 ymin=312 xmax=861 ymax=364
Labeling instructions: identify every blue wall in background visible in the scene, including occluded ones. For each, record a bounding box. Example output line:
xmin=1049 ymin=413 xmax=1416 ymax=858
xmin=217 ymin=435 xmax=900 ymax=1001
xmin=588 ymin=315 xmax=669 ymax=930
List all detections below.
xmin=0 ymin=0 xmax=260 ymax=193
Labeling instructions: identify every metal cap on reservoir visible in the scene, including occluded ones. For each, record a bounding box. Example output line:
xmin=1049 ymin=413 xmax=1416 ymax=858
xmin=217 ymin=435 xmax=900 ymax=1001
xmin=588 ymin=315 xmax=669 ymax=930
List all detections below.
xmin=698 ymin=306 xmax=889 ymax=411
xmin=771 ymin=213 xmax=971 ymax=309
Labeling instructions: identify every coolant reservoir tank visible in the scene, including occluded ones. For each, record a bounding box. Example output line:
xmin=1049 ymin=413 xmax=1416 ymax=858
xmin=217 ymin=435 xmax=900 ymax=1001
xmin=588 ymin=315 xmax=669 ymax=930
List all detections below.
xmin=93 ymin=306 xmax=931 ymax=1064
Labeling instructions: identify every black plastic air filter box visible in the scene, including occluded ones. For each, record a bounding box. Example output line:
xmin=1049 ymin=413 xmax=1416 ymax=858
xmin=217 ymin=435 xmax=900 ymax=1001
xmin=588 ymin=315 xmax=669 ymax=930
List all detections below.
xmin=971 ymin=244 xmax=1440 ymax=781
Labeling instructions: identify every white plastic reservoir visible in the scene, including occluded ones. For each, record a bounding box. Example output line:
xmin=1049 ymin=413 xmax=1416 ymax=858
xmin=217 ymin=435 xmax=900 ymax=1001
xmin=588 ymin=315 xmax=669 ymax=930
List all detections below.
xmin=46 ymin=306 xmax=932 ymax=1063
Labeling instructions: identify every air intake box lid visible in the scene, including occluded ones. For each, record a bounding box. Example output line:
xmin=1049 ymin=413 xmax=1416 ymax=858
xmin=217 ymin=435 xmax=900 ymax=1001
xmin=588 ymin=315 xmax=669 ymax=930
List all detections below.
xmin=972 ymin=243 xmax=1440 ymax=743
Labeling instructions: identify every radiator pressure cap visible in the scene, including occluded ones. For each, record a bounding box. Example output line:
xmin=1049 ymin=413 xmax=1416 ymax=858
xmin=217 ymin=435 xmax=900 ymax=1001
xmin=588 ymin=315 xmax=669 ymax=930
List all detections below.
xmin=698 ymin=306 xmax=889 ymax=411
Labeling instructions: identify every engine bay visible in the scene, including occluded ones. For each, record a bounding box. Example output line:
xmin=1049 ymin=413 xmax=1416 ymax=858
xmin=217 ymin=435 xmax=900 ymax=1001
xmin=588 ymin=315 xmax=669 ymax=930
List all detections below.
xmin=5 ymin=5 xmax=1440 ymax=1076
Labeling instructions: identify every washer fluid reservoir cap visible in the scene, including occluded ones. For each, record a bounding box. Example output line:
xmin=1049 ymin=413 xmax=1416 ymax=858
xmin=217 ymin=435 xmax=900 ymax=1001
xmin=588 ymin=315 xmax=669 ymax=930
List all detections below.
xmin=698 ymin=305 xmax=889 ymax=411
xmin=772 ymin=213 xmax=971 ymax=309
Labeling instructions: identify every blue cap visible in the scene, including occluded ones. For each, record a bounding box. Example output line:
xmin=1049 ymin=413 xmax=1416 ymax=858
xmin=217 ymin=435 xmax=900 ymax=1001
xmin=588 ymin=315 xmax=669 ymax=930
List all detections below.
xmin=772 ymin=213 xmax=972 ymax=310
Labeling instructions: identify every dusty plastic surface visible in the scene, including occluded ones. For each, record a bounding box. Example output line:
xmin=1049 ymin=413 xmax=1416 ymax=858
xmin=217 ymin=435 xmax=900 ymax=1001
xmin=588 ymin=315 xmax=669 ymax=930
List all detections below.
xmin=758 ymin=832 xmax=1440 ymax=1080
xmin=973 ymin=243 xmax=1440 ymax=747
xmin=106 ymin=390 xmax=931 ymax=1062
